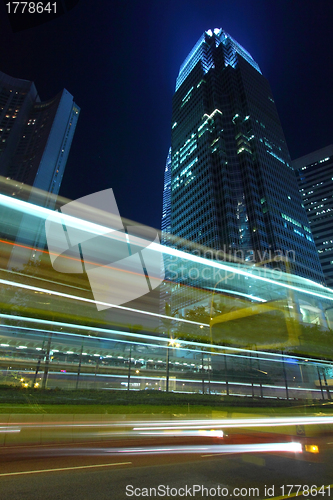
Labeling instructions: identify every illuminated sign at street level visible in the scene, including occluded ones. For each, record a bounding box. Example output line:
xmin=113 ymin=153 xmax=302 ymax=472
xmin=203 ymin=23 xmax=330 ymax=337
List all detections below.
xmin=45 ymin=189 xmax=164 ymax=310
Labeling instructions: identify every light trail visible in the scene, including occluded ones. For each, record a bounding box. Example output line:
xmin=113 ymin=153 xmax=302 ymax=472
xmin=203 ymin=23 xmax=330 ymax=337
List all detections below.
xmin=1 ymin=192 xmax=333 ymax=302
xmin=2 ymin=415 xmax=333 ymax=431
xmin=2 ymin=312 xmax=332 ymax=365
xmin=0 ymin=278 xmax=209 ymax=327
xmin=131 ymin=415 xmax=333 ymax=430
xmin=113 ymin=442 xmax=303 ymax=455
xmin=1 ymin=267 xmax=88 ymax=292
xmin=207 ymin=286 xmax=266 ymax=302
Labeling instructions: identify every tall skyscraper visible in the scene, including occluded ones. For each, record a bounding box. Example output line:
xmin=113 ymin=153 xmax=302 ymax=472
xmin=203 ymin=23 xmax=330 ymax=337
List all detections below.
xmin=161 ymin=148 xmax=172 ymax=245
xmin=0 ymin=70 xmax=80 ymax=202
xmin=162 ymin=29 xmax=324 ymax=313
xmin=293 ymin=145 xmax=333 ymax=288
xmin=0 ymin=70 xmax=80 ymax=265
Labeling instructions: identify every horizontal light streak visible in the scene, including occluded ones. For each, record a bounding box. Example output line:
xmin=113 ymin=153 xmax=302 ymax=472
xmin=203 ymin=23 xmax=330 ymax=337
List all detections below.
xmin=201 ymin=442 xmax=303 ymax=455
xmin=137 ymin=430 xmax=224 ymax=438
xmin=1 ymin=416 xmax=332 ymax=440
xmin=1 ymin=192 xmax=333 ymax=303
xmin=132 ymin=416 xmax=333 ymax=430
xmin=2 ymin=268 xmax=88 ymax=293
xmin=0 ymin=416 xmax=292 ymax=431
xmin=118 ymin=446 xmax=208 ymax=453
xmin=207 ymin=287 xmax=266 ymax=302
xmin=0 ymin=193 xmax=109 ymax=237
xmin=0 ymin=279 xmax=208 ymax=327
xmin=2 ymin=313 xmax=328 ymax=365
xmin=115 ymin=442 xmax=302 ymax=455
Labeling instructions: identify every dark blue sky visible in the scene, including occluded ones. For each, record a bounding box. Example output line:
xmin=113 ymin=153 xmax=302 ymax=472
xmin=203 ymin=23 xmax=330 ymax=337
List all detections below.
xmin=1 ymin=0 xmax=332 ymax=229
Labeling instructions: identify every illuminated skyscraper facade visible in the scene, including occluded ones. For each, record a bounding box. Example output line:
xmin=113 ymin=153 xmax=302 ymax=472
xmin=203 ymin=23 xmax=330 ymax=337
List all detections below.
xmin=162 ymin=29 xmax=324 ymax=312
xmin=161 ymin=148 xmax=172 ymax=245
xmin=293 ymin=145 xmax=333 ymax=288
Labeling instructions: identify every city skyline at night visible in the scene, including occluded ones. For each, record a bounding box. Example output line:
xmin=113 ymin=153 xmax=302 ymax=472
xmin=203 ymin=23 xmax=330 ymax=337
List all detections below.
xmin=2 ymin=4 xmax=333 ymax=494
xmin=163 ymin=28 xmax=324 ymax=293
xmin=0 ymin=1 xmax=332 ymax=230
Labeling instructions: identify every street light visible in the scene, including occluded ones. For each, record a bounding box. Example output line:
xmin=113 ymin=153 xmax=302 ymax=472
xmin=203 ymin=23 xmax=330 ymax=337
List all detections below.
xmin=166 ymin=337 xmax=180 ymax=393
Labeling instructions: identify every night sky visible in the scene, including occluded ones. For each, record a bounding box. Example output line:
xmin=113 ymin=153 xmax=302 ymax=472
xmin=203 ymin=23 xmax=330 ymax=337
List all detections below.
xmin=1 ymin=0 xmax=332 ymax=229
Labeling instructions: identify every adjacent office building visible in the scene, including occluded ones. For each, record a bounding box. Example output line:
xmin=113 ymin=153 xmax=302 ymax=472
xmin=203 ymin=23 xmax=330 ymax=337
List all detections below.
xmin=162 ymin=28 xmax=324 ymax=312
xmin=0 ymin=70 xmax=80 ymax=201
xmin=293 ymin=145 xmax=333 ymax=288
xmin=161 ymin=148 xmax=172 ymax=245
xmin=0 ymin=70 xmax=80 ymax=263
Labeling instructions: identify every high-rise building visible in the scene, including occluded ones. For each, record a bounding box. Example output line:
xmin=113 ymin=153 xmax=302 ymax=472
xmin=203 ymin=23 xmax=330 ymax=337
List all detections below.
xmin=162 ymin=29 xmax=324 ymax=312
xmin=0 ymin=70 xmax=80 ymax=202
xmin=161 ymin=148 xmax=172 ymax=245
xmin=293 ymin=145 xmax=333 ymax=288
xmin=0 ymin=70 xmax=80 ymax=265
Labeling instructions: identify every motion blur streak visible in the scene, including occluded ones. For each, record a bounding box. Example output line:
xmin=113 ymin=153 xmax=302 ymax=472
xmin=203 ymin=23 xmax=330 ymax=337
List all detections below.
xmin=0 ymin=279 xmax=208 ymax=326
xmin=1 ymin=312 xmax=330 ymax=364
xmin=2 ymin=179 xmax=333 ymax=394
xmin=132 ymin=416 xmax=333 ymax=430
xmin=115 ymin=442 xmax=302 ymax=454
xmin=1 ymin=190 xmax=333 ymax=302
xmin=1 ymin=416 xmax=333 ymax=439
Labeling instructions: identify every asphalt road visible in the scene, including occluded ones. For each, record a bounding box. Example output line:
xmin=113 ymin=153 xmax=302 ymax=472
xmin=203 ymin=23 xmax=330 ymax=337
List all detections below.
xmin=1 ymin=441 xmax=333 ymax=500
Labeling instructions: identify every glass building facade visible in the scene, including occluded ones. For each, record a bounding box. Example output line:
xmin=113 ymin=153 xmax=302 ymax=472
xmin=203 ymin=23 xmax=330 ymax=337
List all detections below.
xmin=162 ymin=29 xmax=324 ymax=312
xmin=0 ymin=70 xmax=80 ymax=266
xmin=161 ymin=148 xmax=172 ymax=245
xmin=0 ymin=70 xmax=80 ymax=202
xmin=293 ymin=145 xmax=333 ymax=289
